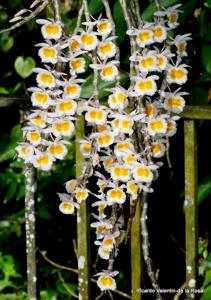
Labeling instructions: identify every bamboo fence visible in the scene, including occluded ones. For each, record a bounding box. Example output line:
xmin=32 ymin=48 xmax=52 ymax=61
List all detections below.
xmin=0 ymin=97 xmax=208 ymax=299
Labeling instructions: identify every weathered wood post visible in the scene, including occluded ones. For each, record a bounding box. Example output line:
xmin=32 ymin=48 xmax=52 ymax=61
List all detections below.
xmin=24 ymin=163 xmax=38 ymax=300
xmin=131 ymin=198 xmax=143 ymax=300
xmin=184 ymin=120 xmax=198 ymax=299
xmin=76 ymin=115 xmax=91 ymax=299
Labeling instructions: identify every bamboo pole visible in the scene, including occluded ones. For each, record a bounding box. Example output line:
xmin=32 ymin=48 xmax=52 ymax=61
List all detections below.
xmin=131 ymin=198 xmax=142 ymax=300
xmin=24 ymin=163 xmax=38 ymax=300
xmin=1 ymin=97 xmax=211 ymax=121
xmin=76 ymin=115 xmax=91 ymax=300
xmin=184 ymin=120 xmax=198 ymax=299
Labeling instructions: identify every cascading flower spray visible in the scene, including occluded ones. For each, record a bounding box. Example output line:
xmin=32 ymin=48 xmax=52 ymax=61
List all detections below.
xmin=15 ymin=0 xmax=191 ymax=297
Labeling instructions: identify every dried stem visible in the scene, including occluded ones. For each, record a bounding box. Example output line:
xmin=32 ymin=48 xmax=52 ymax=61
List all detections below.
xmin=125 ymin=197 xmax=139 ymax=243
xmin=0 ymin=0 xmax=50 ymax=34
xmin=95 ymin=293 xmax=104 ymax=300
xmin=173 ymin=282 xmax=187 ymax=300
xmin=141 ymin=193 xmax=163 ymax=300
xmin=155 ymin=0 xmax=162 ymax=11
xmin=132 ymin=0 xmax=142 ymax=24
xmin=52 ymin=0 xmax=61 ymax=22
xmin=24 ymin=163 xmax=38 ymax=300
xmin=93 ymin=52 xmax=99 ymax=104
xmin=39 ymin=251 xmax=132 ymax=299
xmin=102 ymin=0 xmax=121 ymax=84
xmin=74 ymin=5 xmax=84 ymax=34
xmin=58 ymin=271 xmax=79 ymax=298
xmin=119 ymin=0 xmax=136 ymax=78
xmin=166 ymin=137 xmax=173 ymax=170
xmin=82 ymin=0 xmax=90 ymax=22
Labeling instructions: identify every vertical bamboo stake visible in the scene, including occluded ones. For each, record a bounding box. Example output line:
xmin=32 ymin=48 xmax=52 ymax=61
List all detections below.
xmin=24 ymin=163 xmax=38 ymax=300
xmin=131 ymin=198 xmax=142 ymax=300
xmin=76 ymin=116 xmax=90 ymax=300
xmin=184 ymin=120 xmax=198 ymax=299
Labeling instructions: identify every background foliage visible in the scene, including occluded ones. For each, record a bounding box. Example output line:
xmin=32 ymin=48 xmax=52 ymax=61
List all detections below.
xmin=1 ymin=0 xmax=211 ymax=299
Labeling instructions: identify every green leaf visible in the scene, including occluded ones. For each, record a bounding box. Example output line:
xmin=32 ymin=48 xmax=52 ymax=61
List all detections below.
xmin=0 ymin=254 xmax=21 ymax=281
xmin=4 ymin=174 xmax=18 ymax=202
xmin=0 ymin=125 xmax=23 ymax=163
xmin=113 ymin=0 xmax=127 ymax=44
xmin=199 ymin=9 xmax=207 ymax=39
xmin=11 ymin=82 xmax=23 ymax=94
xmin=202 ymin=45 xmax=211 ymax=74
xmin=10 ymin=124 xmax=23 ymax=142
xmin=81 ymin=72 xmax=129 ymax=99
xmin=200 ymin=285 xmax=211 ymax=300
xmin=63 ymin=16 xmax=77 ymax=35
xmin=189 ymin=87 xmax=208 ymax=105
xmin=40 ymin=290 xmax=58 ymax=300
xmin=204 ymin=0 xmax=211 ymax=8
xmin=0 ymin=10 xmax=8 ymax=24
xmin=142 ymin=0 xmax=179 ymax=20
xmin=56 ymin=278 xmax=77 ymax=296
xmin=179 ymin=0 xmax=198 ymax=24
xmin=14 ymin=56 xmax=35 ymax=79
xmin=0 ymin=32 xmax=14 ymax=52
xmin=202 ymin=270 xmax=211 ymax=289
xmin=16 ymin=184 xmax=25 ymax=201
xmin=88 ymin=0 xmax=104 ymax=15
xmin=198 ymin=177 xmax=211 ymax=204
xmin=0 ymin=294 xmax=26 ymax=300
xmin=0 ymin=87 xmax=9 ymax=95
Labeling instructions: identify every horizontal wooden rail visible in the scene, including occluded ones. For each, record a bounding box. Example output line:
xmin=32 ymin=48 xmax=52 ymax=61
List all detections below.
xmin=0 ymin=96 xmax=29 ymax=108
xmin=181 ymin=105 xmax=211 ymax=120
xmin=1 ymin=96 xmax=211 ymax=120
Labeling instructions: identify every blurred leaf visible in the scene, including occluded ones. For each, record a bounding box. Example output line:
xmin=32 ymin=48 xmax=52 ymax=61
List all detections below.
xmin=14 ymin=56 xmax=35 ymax=79
xmin=0 ymin=294 xmax=27 ymax=300
xmin=179 ymin=0 xmax=198 ymax=24
xmin=26 ymin=18 xmax=35 ymax=31
xmin=63 ymin=16 xmax=77 ymax=35
xmin=0 ymin=10 xmax=8 ymax=23
xmin=0 ymin=125 xmax=23 ymax=162
xmin=113 ymin=0 xmax=127 ymax=44
xmin=0 ymin=32 xmax=14 ymax=52
xmin=0 ymin=87 xmax=9 ymax=95
xmin=88 ymin=0 xmax=104 ymax=15
xmin=199 ymin=9 xmax=207 ymax=38
xmin=202 ymin=45 xmax=211 ymax=74
xmin=81 ymin=71 xmax=129 ymax=99
xmin=205 ymin=22 xmax=211 ymax=42
xmin=56 ymin=278 xmax=77 ymax=296
xmin=16 ymin=184 xmax=25 ymax=201
xmin=11 ymin=82 xmax=23 ymax=94
xmin=200 ymin=285 xmax=211 ymax=300
xmin=9 ymin=159 xmax=24 ymax=169
xmin=0 ymin=254 xmax=21 ymax=293
xmin=10 ymin=124 xmax=23 ymax=142
xmin=204 ymin=0 xmax=211 ymax=8
xmin=198 ymin=177 xmax=211 ymax=204
xmin=202 ymin=270 xmax=211 ymax=289
xmin=196 ymin=72 xmax=211 ymax=84
xmin=189 ymin=87 xmax=208 ymax=105
xmin=40 ymin=290 xmax=58 ymax=300
xmin=142 ymin=0 xmax=179 ymax=20
xmin=38 ymin=203 xmax=52 ymax=220
xmin=4 ymin=172 xmax=18 ymax=202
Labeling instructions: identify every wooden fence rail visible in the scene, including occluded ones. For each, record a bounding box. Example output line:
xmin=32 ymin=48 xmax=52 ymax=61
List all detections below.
xmin=1 ymin=97 xmax=210 ymax=299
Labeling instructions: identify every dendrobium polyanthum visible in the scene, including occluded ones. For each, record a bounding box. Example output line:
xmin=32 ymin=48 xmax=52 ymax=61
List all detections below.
xmin=17 ymin=3 xmax=191 ymax=293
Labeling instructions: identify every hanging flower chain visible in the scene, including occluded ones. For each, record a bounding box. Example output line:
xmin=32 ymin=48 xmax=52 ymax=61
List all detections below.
xmin=16 ymin=1 xmax=191 ymax=295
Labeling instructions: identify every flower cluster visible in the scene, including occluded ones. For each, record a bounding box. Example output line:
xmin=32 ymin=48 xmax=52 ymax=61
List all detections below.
xmin=16 ymin=18 xmax=89 ymax=170
xmin=17 ymin=3 xmax=191 ymax=294
xmin=58 ymin=4 xmax=191 ymax=292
